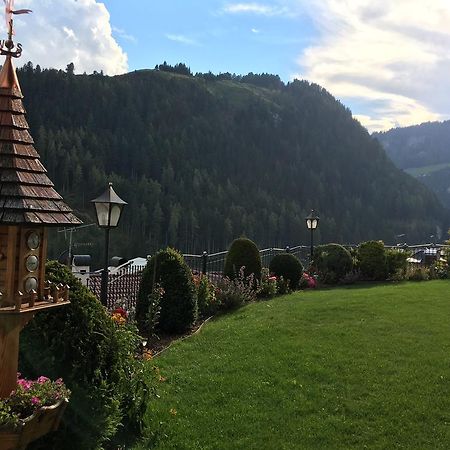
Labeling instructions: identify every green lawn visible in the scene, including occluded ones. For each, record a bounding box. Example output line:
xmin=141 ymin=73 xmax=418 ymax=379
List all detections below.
xmin=135 ymin=281 xmax=450 ymax=449
xmin=405 ymin=163 xmax=450 ymax=177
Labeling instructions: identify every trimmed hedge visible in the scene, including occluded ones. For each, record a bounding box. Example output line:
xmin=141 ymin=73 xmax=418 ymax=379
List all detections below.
xmin=269 ymin=253 xmax=303 ymax=289
xmin=313 ymin=244 xmax=353 ymax=284
xmin=224 ymin=238 xmax=262 ymax=283
xmin=358 ymin=240 xmax=386 ymax=280
xmin=20 ymin=261 xmax=157 ymax=450
xmin=136 ymin=247 xmax=197 ymax=334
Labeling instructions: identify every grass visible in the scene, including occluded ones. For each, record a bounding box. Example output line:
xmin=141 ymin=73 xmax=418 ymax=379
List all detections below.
xmin=135 ymin=281 xmax=450 ymax=449
xmin=405 ymin=162 xmax=450 ymax=177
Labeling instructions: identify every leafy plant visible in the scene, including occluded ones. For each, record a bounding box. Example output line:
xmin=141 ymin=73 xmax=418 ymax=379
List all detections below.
xmin=269 ymin=253 xmax=303 ymax=289
xmin=224 ymin=238 xmax=262 ymax=285
xmin=276 ymin=276 xmax=291 ymax=295
xmin=358 ymin=240 xmax=387 ymax=281
xmin=385 ymin=249 xmax=408 ymax=279
xmin=196 ymin=275 xmax=219 ymax=318
xmin=0 ymin=376 xmax=70 ymax=431
xmin=19 ymin=261 xmax=158 ymax=450
xmin=312 ymin=244 xmax=353 ymax=284
xmin=215 ymin=267 xmax=257 ymax=310
xmin=136 ymin=248 xmax=198 ymax=334
xmin=258 ymin=268 xmax=277 ymax=298
xmin=405 ymin=265 xmax=430 ymax=281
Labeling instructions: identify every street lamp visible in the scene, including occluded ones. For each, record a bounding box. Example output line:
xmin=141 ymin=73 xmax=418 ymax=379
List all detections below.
xmin=91 ymin=183 xmax=127 ymax=306
xmin=305 ymin=210 xmax=319 ymax=262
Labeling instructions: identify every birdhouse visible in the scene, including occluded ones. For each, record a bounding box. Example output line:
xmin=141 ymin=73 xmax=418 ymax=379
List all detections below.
xmin=0 ymin=25 xmax=81 ymax=398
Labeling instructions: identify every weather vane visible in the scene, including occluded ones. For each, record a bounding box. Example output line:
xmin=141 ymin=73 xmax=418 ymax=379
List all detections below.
xmin=1 ymin=0 xmax=31 ymax=57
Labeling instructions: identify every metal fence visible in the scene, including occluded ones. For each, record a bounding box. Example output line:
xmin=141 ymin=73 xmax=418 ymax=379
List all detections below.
xmin=86 ymin=264 xmax=145 ymax=310
xmin=85 ymin=243 xmax=449 ymax=310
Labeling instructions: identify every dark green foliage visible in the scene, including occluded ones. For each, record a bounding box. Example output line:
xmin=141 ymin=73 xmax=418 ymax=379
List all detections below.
xmin=196 ymin=275 xmax=218 ymax=318
xmin=313 ymin=244 xmax=353 ymax=284
xmin=358 ymin=241 xmax=387 ymax=281
xmin=224 ymin=238 xmax=262 ymax=282
xmin=269 ymin=253 xmax=303 ymax=289
xmin=137 ymin=248 xmax=197 ymax=334
xmin=14 ymin=64 xmax=445 ymax=265
xmin=385 ymin=249 xmax=408 ymax=278
xmin=20 ymin=261 xmax=157 ymax=450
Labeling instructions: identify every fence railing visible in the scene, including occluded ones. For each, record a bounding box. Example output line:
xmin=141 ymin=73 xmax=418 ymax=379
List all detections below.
xmin=86 ymin=264 xmax=145 ymax=310
xmin=85 ymin=243 xmax=449 ymax=310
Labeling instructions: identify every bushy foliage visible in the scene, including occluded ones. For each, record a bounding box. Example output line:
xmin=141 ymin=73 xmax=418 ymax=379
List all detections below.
xmin=269 ymin=253 xmax=303 ymax=289
xmin=358 ymin=241 xmax=387 ymax=280
xmin=313 ymin=244 xmax=353 ymax=284
xmin=385 ymin=249 xmax=408 ymax=279
xmin=405 ymin=265 xmax=430 ymax=281
xmin=215 ymin=267 xmax=257 ymax=310
xmin=195 ymin=275 xmax=219 ymax=318
xmin=276 ymin=276 xmax=291 ymax=295
xmin=257 ymin=268 xmax=277 ymax=298
xmin=20 ymin=261 xmax=157 ymax=450
xmin=136 ymin=248 xmax=197 ymax=334
xmin=224 ymin=238 xmax=262 ymax=283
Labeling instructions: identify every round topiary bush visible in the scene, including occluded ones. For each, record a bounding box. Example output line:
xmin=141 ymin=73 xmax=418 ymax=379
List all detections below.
xmin=224 ymin=237 xmax=262 ymax=283
xmin=136 ymin=247 xmax=197 ymax=334
xmin=358 ymin=240 xmax=387 ymax=280
xmin=313 ymin=243 xmax=353 ymax=284
xmin=269 ymin=253 xmax=303 ymax=289
xmin=19 ymin=261 xmax=157 ymax=450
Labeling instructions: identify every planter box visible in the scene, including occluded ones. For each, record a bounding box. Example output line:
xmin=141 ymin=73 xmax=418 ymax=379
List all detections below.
xmin=0 ymin=399 xmax=68 ymax=450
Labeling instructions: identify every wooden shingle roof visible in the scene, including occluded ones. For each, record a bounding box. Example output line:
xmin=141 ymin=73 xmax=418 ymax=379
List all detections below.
xmin=0 ymin=56 xmax=82 ymax=226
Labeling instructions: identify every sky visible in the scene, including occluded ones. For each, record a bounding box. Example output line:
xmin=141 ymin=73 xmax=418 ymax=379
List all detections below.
xmin=6 ymin=0 xmax=450 ymax=132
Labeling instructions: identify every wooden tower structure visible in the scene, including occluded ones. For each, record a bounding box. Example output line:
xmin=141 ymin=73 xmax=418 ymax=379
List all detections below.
xmin=0 ymin=20 xmax=81 ymax=398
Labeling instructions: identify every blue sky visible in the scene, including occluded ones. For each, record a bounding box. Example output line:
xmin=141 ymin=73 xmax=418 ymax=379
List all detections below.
xmin=103 ymin=0 xmax=316 ymax=81
xmin=9 ymin=1 xmax=450 ymax=132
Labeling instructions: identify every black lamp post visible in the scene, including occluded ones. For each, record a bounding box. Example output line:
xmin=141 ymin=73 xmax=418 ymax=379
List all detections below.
xmin=305 ymin=210 xmax=319 ymax=262
xmin=91 ymin=183 xmax=127 ymax=306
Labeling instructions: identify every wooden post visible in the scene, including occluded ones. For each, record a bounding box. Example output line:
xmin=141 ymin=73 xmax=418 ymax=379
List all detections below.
xmin=0 ymin=312 xmax=34 ymax=399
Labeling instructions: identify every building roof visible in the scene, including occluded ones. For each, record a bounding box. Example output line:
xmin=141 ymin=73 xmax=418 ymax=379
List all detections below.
xmin=0 ymin=55 xmax=82 ymax=226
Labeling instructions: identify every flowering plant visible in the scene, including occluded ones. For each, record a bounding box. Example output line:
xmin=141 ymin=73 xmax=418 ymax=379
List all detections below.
xmin=257 ymin=268 xmax=277 ymax=298
xmin=300 ymin=272 xmax=317 ymax=289
xmin=0 ymin=374 xmax=70 ymax=430
xmin=111 ymin=306 xmax=128 ymax=326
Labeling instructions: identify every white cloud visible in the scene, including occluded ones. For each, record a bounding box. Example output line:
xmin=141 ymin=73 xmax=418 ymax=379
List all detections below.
xmin=251 ymin=28 xmax=260 ymax=33
xmin=9 ymin=0 xmax=127 ymax=75
xmin=165 ymin=34 xmax=199 ymax=46
xmin=222 ymin=2 xmax=291 ymax=17
xmin=293 ymin=0 xmax=450 ymax=131
xmin=113 ymin=26 xmax=137 ymax=44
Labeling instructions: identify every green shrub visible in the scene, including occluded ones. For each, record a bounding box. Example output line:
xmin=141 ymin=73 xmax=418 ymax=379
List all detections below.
xmin=196 ymin=275 xmax=219 ymax=318
xmin=276 ymin=276 xmax=291 ymax=295
xmin=358 ymin=241 xmax=387 ymax=280
xmin=269 ymin=253 xmax=303 ymax=289
xmin=136 ymin=248 xmax=197 ymax=334
xmin=20 ymin=261 xmax=157 ymax=450
xmin=224 ymin=237 xmax=262 ymax=284
xmin=385 ymin=249 xmax=408 ymax=279
xmin=313 ymin=244 xmax=353 ymax=284
xmin=406 ymin=265 xmax=430 ymax=281
xmin=215 ymin=267 xmax=257 ymax=310
xmin=257 ymin=268 xmax=277 ymax=298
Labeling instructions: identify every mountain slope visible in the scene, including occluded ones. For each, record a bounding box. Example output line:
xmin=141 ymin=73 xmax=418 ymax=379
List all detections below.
xmin=16 ymin=64 xmax=446 ymax=261
xmin=375 ymin=121 xmax=450 ymax=210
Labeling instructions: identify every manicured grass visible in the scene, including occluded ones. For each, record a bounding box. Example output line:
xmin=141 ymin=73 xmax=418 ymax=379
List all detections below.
xmin=405 ymin=163 xmax=450 ymax=177
xmin=135 ymin=281 xmax=450 ymax=449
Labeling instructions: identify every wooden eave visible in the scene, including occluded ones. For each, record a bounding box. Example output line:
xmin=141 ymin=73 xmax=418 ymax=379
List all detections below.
xmin=0 ymin=56 xmax=82 ymax=226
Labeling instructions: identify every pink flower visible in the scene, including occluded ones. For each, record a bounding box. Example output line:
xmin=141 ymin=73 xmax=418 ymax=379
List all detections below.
xmin=17 ymin=379 xmax=33 ymax=390
xmin=37 ymin=376 xmax=49 ymax=384
xmin=31 ymin=396 xmax=41 ymax=406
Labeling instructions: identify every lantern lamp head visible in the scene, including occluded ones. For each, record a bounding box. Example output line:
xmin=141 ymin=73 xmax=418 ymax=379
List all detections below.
xmin=306 ymin=210 xmax=319 ymax=230
xmin=91 ymin=183 xmax=127 ymax=229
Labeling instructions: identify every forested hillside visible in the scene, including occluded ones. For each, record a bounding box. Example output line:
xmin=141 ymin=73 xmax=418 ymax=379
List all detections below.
xmin=16 ymin=63 xmax=446 ymax=264
xmin=375 ymin=121 xmax=450 ymax=210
